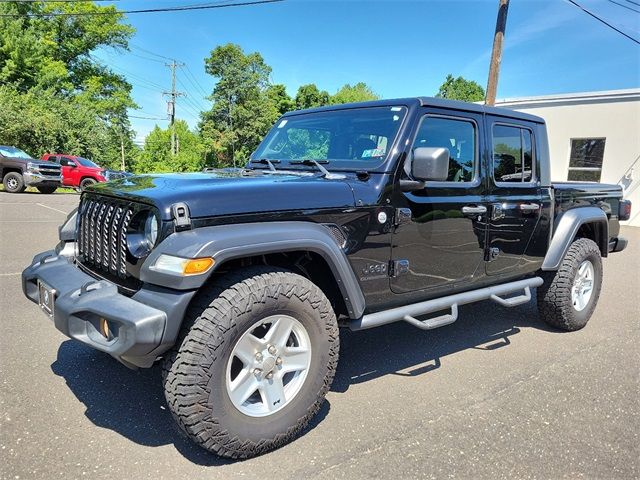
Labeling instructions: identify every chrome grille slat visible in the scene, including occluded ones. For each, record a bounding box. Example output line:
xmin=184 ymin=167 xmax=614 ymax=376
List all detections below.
xmin=102 ymin=204 xmax=115 ymax=268
xmin=78 ymin=197 xmax=134 ymax=281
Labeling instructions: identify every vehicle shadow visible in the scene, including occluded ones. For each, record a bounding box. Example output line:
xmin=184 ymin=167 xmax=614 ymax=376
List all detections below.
xmin=51 ymin=341 xmax=331 ymax=466
xmin=50 ymin=296 xmax=552 ymax=463
xmin=332 ymin=297 xmax=554 ymax=392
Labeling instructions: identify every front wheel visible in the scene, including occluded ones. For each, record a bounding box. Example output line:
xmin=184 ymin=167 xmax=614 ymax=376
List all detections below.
xmin=163 ymin=268 xmax=339 ymax=458
xmin=80 ymin=178 xmax=97 ymax=191
xmin=3 ymin=172 xmax=26 ymax=193
xmin=36 ymin=185 xmax=57 ymax=194
xmin=537 ymin=238 xmax=603 ymax=331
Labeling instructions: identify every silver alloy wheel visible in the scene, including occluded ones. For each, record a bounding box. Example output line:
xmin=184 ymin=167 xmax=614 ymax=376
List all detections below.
xmin=226 ymin=315 xmax=312 ymax=417
xmin=7 ymin=177 xmax=18 ymax=189
xmin=571 ymin=260 xmax=595 ymax=312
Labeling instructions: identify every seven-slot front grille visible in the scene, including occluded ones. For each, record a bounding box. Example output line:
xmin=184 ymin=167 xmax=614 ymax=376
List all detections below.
xmin=78 ymin=197 xmax=133 ymax=279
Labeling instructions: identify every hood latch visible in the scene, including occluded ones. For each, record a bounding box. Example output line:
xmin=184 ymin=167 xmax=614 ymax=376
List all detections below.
xmin=171 ymin=202 xmax=191 ymax=231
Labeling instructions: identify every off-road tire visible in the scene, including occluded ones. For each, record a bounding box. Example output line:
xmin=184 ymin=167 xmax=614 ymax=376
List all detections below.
xmin=3 ymin=172 xmax=26 ymax=193
xmin=36 ymin=185 xmax=57 ymax=194
xmin=162 ymin=267 xmax=339 ymax=459
xmin=537 ymin=238 xmax=603 ymax=331
xmin=80 ymin=178 xmax=97 ymax=191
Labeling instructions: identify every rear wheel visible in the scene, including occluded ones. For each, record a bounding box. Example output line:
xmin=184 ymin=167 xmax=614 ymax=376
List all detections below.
xmin=80 ymin=178 xmax=97 ymax=191
xmin=163 ymin=267 xmax=339 ymax=458
xmin=537 ymin=238 xmax=603 ymax=331
xmin=3 ymin=172 xmax=26 ymax=193
xmin=36 ymin=185 xmax=57 ymax=194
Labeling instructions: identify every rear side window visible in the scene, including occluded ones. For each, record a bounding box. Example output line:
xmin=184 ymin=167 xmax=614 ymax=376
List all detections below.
xmin=493 ymin=125 xmax=535 ymax=183
xmin=412 ymin=116 xmax=477 ymax=182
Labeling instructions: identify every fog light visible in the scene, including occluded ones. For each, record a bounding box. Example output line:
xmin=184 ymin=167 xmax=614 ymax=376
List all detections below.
xmin=100 ymin=318 xmax=111 ymax=339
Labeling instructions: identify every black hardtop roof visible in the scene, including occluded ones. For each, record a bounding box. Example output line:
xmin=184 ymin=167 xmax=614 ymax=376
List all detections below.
xmin=284 ymin=96 xmax=545 ymax=124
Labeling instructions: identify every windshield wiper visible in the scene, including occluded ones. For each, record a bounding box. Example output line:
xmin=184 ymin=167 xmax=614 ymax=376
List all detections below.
xmin=250 ymin=158 xmax=280 ymax=171
xmin=290 ymin=159 xmax=343 ymax=179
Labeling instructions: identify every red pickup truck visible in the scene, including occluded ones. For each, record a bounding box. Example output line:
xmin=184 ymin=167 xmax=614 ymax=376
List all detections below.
xmin=41 ymin=154 xmax=107 ymax=191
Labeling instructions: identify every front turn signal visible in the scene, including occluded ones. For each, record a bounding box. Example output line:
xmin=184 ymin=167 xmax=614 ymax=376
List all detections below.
xmin=183 ymin=257 xmax=215 ymax=275
xmin=152 ymin=254 xmax=215 ymax=276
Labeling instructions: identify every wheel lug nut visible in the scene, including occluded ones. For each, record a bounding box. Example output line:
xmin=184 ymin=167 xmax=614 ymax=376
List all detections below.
xmin=255 ymin=352 xmax=263 ymax=362
xmin=276 ymin=357 xmax=283 ymax=366
xmin=266 ymin=372 xmax=273 ymax=380
xmin=253 ymin=368 xmax=262 ymax=376
xmin=267 ymin=345 xmax=277 ymax=355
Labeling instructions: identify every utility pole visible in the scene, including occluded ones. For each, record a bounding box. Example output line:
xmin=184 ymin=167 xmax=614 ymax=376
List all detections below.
xmin=163 ymin=60 xmax=185 ymax=156
xmin=485 ymin=0 xmax=509 ymax=106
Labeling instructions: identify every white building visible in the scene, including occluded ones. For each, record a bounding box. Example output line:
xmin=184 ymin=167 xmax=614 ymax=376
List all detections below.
xmin=495 ymin=89 xmax=640 ymax=227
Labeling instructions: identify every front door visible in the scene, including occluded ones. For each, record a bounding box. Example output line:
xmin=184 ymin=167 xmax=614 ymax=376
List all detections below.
xmin=59 ymin=156 xmax=77 ymax=187
xmin=485 ymin=118 xmax=542 ymax=276
xmin=391 ymin=109 xmax=488 ymax=294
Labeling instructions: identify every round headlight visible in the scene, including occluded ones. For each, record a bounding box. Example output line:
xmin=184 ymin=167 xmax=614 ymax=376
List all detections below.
xmin=145 ymin=213 xmax=158 ymax=247
xmin=127 ymin=211 xmax=159 ymax=258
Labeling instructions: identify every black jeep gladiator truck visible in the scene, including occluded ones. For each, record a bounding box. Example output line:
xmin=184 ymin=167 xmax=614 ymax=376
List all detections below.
xmin=1 ymin=146 xmax=62 ymax=193
xmin=22 ymin=97 xmax=630 ymax=458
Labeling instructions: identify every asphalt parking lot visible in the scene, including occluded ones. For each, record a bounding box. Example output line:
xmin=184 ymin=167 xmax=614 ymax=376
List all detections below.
xmin=1 ymin=191 xmax=639 ymax=480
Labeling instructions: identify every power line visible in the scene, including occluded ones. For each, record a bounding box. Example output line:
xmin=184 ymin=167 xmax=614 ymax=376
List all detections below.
xmin=176 ymin=77 xmax=208 ymax=111
xmin=184 ymin=64 xmax=210 ymax=97
xmin=0 ymin=0 xmax=283 ymax=17
xmin=129 ymin=115 xmax=168 ymax=121
xmin=129 ymin=44 xmax=175 ymax=62
xmin=623 ymin=0 xmax=640 ymax=6
xmin=607 ymin=0 xmax=640 ymax=14
xmin=565 ymin=0 xmax=640 ymax=45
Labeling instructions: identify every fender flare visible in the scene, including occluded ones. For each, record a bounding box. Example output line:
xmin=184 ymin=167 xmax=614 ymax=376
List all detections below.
xmin=541 ymin=206 xmax=608 ymax=271
xmin=140 ymin=221 xmax=366 ymax=318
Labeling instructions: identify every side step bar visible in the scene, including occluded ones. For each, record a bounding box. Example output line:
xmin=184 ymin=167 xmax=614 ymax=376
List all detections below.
xmin=349 ymin=277 xmax=543 ymax=331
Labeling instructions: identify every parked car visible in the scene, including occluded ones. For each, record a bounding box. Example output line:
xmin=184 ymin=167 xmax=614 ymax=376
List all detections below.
xmin=41 ymin=154 xmax=108 ymax=191
xmin=23 ymin=97 xmax=631 ymax=459
xmin=0 ymin=146 xmax=62 ymax=194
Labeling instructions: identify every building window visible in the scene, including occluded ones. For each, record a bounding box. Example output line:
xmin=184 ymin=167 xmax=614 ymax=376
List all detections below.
xmin=568 ymin=138 xmax=605 ymax=182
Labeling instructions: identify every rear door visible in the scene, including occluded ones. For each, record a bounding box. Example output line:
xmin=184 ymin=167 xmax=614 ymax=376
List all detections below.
xmin=485 ymin=118 xmax=542 ymax=276
xmin=391 ymin=109 xmax=488 ymax=293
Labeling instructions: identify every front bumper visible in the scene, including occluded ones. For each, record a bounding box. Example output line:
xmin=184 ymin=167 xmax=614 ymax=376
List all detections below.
xmin=22 ymin=249 xmax=195 ymax=368
xmin=23 ymin=172 xmax=62 ymax=187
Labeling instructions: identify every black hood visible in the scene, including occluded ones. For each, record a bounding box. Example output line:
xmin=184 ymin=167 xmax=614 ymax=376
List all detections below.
xmin=89 ymin=169 xmax=357 ymax=220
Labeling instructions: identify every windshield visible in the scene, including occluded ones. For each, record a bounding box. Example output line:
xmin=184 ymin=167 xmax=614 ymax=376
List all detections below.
xmin=77 ymin=157 xmax=100 ymax=168
xmin=252 ymin=106 xmax=407 ymax=169
xmin=0 ymin=146 xmax=32 ymax=159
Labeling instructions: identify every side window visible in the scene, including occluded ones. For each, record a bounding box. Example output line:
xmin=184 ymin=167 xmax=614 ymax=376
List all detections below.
xmin=60 ymin=157 xmax=75 ymax=167
xmin=412 ymin=116 xmax=476 ymax=182
xmin=493 ymin=125 xmax=535 ymax=183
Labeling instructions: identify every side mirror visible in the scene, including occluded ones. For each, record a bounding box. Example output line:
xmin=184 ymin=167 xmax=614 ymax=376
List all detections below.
xmin=411 ymin=147 xmax=450 ymax=182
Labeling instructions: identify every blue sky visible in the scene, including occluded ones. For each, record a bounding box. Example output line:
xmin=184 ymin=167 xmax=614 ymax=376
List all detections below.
xmin=92 ymin=0 xmax=640 ymax=142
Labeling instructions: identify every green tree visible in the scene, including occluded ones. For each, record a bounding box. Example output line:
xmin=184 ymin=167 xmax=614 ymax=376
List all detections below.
xmin=330 ymin=82 xmax=379 ymax=105
xmin=0 ymin=1 xmax=137 ymax=168
xmin=267 ymin=84 xmax=295 ymax=115
xmin=200 ymin=43 xmax=278 ymax=167
xmin=135 ymin=121 xmax=204 ymax=173
xmin=294 ymin=83 xmax=330 ymax=110
xmin=435 ymin=74 xmax=485 ymax=102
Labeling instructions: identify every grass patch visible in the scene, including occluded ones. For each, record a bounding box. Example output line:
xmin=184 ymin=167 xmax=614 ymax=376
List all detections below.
xmin=0 ymin=185 xmax=78 ymax=194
